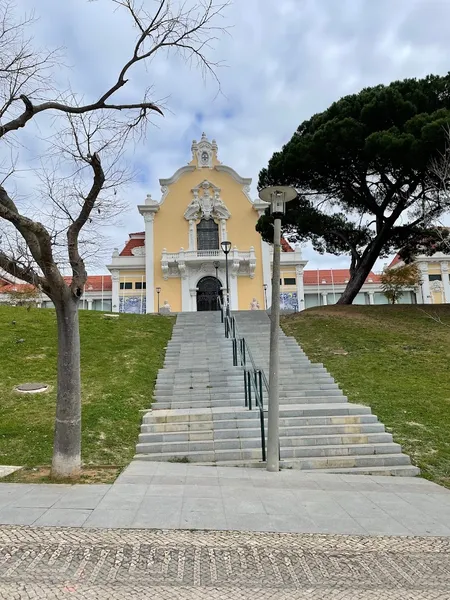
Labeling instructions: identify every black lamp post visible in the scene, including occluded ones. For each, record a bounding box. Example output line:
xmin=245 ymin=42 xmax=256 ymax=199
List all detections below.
xmin=221 ymin=241 xmax=232 ymax=316
xmin=213 ymin=260 xmax=220 ymax=309
xmin=263 ymin=283 xmax=268 ymax=310
xmin=156 ymin=287 xmax=161 ymax=313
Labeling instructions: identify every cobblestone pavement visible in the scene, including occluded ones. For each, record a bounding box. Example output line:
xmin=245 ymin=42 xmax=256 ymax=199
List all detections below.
xmin=0 ymin=527 xmax=449 ymax=599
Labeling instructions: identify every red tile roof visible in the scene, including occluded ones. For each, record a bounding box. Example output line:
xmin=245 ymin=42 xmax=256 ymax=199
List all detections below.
xmin=75 ymin=275 xmax=112 ymax=292
xmin=303 ymin=269 xmax=381 ymax=285
xmin=0 ymin=283 xmax=35 ymax=293
xmin=281 ymin=238 xmax=294 ymax=252
xmin=0 ymin=276 xmax=112 ymax=294
xmin=388 ymin=254 xmax=403 ymax=268
xmin=120 ymin=238 xmax=145 ymax=256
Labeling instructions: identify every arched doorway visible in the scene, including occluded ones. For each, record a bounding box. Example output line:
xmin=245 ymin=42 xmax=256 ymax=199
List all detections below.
xmin=197 ymin=276 xmax=222 ymax=311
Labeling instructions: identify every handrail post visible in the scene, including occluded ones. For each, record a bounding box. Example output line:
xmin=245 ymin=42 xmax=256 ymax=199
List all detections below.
xmin=244 ymin=371 xmax=248 ymax=407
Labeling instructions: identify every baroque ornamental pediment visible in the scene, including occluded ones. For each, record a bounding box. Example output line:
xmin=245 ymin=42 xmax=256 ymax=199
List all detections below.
xmin=184 ymin=180 xmax=231 ymax=221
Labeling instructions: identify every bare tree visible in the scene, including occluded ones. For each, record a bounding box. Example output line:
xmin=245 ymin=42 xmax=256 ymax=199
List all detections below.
xmin=0 ymin=0 xmax=229 ymax=478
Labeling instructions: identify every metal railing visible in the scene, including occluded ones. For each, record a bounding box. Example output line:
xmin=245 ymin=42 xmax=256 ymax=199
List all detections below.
xmin=218 ymin=297 xmax=267 ymax=462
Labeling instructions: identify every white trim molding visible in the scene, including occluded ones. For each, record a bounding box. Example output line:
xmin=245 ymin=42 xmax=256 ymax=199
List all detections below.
xmin=441 ymin=261 xmax=450 ymax=302
xmin=111 ymin=270 xmax=120 ymax=313
xmin=215 ymin=165 xmax=253 ymax=202
xmin=159 ymin=166 xmax=196 ymax=203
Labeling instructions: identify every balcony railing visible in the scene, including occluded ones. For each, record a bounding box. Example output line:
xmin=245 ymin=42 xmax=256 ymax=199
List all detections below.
xmin=161 ymin=246 xmax=256 ymax=280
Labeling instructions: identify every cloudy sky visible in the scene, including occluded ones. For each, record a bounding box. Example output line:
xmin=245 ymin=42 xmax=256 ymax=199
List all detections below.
xmin=13 ymin=0 xmax=450 ymax=271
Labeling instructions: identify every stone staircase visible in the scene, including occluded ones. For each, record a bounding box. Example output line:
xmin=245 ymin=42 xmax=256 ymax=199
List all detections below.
xmin=135 ymin=311 xmax=419 ymax=476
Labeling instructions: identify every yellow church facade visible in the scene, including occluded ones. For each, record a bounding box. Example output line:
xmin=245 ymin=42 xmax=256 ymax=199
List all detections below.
xmin=106 ymin=134 xmax=307 ymax=313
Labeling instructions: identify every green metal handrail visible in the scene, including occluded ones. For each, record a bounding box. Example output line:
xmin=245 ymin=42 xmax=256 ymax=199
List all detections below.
xmin=218 ymin=296 xmax=267 ymax=462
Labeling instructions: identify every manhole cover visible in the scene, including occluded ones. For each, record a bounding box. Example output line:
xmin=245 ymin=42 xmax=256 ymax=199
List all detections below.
xmin=15 ymin=383 xmax=48 ymax=394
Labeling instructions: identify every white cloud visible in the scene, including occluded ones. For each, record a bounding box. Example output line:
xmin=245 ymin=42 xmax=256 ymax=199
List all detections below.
xmin=5 ymin=0 xmax=450 ymax=273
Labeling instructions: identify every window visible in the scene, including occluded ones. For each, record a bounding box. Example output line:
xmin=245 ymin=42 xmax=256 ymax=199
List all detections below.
xmin=284 ymin=278 xmax=296 ymax=285
xmin=429 ymin=274 xmax=442 ymax=281
xmin=120 ymin=282 xmax=132 ymax=290
xmin=197 ymin=218 xmax=219 ymax=250
xmin=135 ymin=282 xmax=146 ymax=290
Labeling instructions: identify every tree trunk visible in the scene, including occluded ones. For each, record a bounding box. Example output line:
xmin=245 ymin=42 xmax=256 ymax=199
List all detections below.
xmin=51 ymin=296 xmax=82 ymax=479
xmin=337 ymin=253 xmax=378 ymax=305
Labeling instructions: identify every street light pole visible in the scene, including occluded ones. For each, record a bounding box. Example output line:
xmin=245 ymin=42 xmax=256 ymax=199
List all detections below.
xmin=156 ymin=287 xmax=161 ymax=313
xmin=259 ymin=186 xmax=297 ymax=472
xmin=263 ymin=283 xmax=268 ymax=310
xmin=213 ymin=260 xmax=220 ymax=310
xmin=221 ymin=241 xmax=232 ymax=317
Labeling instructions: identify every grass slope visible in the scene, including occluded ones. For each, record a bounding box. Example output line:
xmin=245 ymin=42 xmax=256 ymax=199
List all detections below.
xmin=0 ymin=307 xmax=173 ymax=471
xmin=282 ymin=305 xmax=450 ymax=488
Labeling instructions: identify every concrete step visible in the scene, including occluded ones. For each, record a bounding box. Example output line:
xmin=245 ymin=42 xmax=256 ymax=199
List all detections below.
xmin=134 ymin=311 xmax=419 ymax=477
xmin=278 ymin=453 xmax=414 ymax=470
xmin=134 ymin=451 xmax=413 ymax=468
xmin=213 ymin=424 xmax=387 ymax=439
xmin=136 ymin=439 xmax=400 ymax=457
xmin=138 ymin=431 xmax=393 ymax=448
xmin=312 ymin=465 xmax=420 ymax=476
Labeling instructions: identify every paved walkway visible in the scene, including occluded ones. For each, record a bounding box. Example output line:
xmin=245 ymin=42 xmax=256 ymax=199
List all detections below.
xmin=0 ymin=526 xmax=449 ymax=598
xmin=1 ymin=462 xmax=450 ymax=535
xmin=1 ymin=464 xmax=450 ymax=597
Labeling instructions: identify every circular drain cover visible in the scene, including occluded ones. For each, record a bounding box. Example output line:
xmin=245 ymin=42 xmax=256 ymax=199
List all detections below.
xmin=15 ymin=383 xmax=48 ymax=394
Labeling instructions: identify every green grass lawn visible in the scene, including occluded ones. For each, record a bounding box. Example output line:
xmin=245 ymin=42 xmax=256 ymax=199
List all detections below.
xmin=282 ymin=304 xmax=450 ymax=488
xmin=0 ymin=307 xmax=174 ymax=472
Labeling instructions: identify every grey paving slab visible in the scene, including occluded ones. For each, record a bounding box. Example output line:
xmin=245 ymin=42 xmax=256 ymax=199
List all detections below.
xmin=0 ymin=505 xmax=46 ymax=525
xmin=138 ymin=495 xmax=183 ymax=513
xmin=8 ymin=488 xmax=68 ymax=508
xmin=146 ymin=483 xmax=185 ymax=496
xmin=83 ymin=508 xmax=139 ymax=528
xmin=52 ymin=490 xmax=108 ymax=510
xmin=183 ymin=496 xmax=223 ymax=514
xmin=222 ymin=496 xmax=267 ymax=514
xmin=132 ymin=509 xmax=181 ymax=528
xmin=183 ymin=484 xmax=222 ymax=498
xmin=354 ymin=516 xmax=413 ymax=536
xmin=33 ymin=508 xmax=91 ymax=527
xmin=308 ymin=515 xmax=369 ymax=535
xmin=180 ymin=510 xmax=228 ymax=530
xmin=1 ymin=462 xmax=450 ymax=537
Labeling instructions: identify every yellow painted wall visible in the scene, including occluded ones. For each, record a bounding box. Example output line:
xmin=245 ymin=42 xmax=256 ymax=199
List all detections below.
xmin=117 ymin=270 xmax=146 ymax=297
xmin=238 ymin=277 xmax=263 ymax=311
xmin=280 ymin=267 xmax=297 ymax=290
xmin=428 ymin=263 xmax=442 ymax=275
xmin=156 ymin=278 xmax=181 ymax=313
xmin=432 ymin=290 xmax=445 ymax=304
xmin=152 ymin=164 xmax=264 ymax=311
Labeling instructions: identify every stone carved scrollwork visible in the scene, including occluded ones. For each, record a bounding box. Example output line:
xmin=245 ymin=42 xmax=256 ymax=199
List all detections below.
xmin=143 ymin=213 xmax=155 ymax=223
xmin=248 ymin=246 xmax=256 ymax=279
xmin=161 ymin=248 xmax=169 ymax=280
xmin=184 ymin=180 xmax=231 ymax=222
xmin=430 ymin=280 xmax=444 ymax=292
xmin=131 ymin=246 xmax=145 ymax=257
xmin=160 ymin=185 xmax=169 ymax=202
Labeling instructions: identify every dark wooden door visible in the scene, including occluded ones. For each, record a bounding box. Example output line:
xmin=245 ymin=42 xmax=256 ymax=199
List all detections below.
xmin=197 ymin=276 xmax=221 ymax=311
